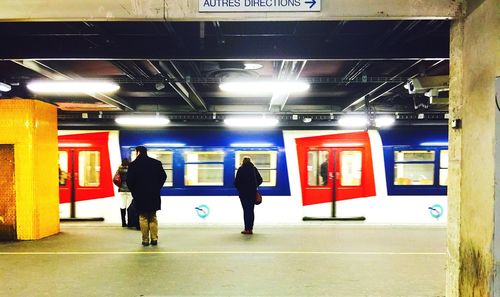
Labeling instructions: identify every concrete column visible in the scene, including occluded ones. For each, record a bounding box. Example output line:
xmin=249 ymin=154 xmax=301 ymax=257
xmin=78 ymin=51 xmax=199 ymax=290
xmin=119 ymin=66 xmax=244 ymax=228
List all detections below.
xmin=0 ymin=99 xmax=59 ymax=240
xmin=447 ymin=0 xmax=500 ymax=295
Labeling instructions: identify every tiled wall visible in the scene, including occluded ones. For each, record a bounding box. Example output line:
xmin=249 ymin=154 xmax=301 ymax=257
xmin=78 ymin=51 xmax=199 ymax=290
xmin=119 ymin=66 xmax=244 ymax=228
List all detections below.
xmin=0 ymin=99 xmax=59 ymax=240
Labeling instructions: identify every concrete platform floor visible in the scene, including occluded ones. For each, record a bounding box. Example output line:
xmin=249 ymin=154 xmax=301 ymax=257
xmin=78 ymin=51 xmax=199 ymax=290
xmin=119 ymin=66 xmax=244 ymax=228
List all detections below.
xmin=0 ymin=223 xmax=446 ymax=297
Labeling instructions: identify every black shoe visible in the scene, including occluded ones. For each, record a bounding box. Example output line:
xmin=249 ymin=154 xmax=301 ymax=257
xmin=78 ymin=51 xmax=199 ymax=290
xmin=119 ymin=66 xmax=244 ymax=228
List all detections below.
xmin=150 ymin=240 xmax=158 ymax=246
xmin=142 ymin=241 xmax=150 ymax=246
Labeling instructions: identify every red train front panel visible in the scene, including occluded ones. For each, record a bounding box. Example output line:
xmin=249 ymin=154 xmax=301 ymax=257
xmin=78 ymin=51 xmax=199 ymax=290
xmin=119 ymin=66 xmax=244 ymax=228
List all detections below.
xmin=58 ymin=132 xmax=114 ymax=204
xmin=295 ymin=131 xmax=376 ymax=207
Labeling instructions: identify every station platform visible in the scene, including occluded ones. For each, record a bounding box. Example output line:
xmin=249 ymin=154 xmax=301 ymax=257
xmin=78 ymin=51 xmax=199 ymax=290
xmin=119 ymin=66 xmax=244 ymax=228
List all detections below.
xmin=0 ymin=223 xmax=446 ymax=297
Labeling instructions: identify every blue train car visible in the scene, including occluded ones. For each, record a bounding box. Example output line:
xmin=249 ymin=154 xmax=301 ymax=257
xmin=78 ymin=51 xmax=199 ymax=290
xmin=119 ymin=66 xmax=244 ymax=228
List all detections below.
xmin=380 ymin=126 xmax=448 ymax=196
xmin=119 ymin=129 xmax=291 ymax=197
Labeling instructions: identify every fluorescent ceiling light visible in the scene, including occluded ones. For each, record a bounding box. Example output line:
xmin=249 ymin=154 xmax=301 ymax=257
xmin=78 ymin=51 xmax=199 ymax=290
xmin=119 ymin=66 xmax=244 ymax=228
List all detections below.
xmin=338 ymin=115 xmax=368 ymax=128
xmin=374 ymin=115 xmax=396 ymax=128
xmin=224 ymin=117 xmax=279 ymax=128
xmin=115 ymin=115 xmax=170 ymax=127
xmin=27 ymin=80 xmax=120 ymax=94
xmin=230 ymin=142 xmax=274 ymax=147
xmin=58 ymin=143 xmax=92 ymax=148
xmin=420 ymin=142 xmax=448 ymax=146
xmin=323 ymin=142 xmax=364 ymax=147
xmin=244 ymin=63 xmax=263 ymax=70
xmin=219 ymin=81 xmax=309 ymax=95
xmin=0 ymin=82 xmax=12 ymax=92
xmin=142 ymin=143 xmax=186 ymax=147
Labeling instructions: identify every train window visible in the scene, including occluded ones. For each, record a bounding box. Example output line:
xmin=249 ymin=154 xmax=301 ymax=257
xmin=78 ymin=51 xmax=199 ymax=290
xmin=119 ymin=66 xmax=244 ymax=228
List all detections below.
xmin=78 ymin=151 xmax=100 ymax=187
xmin=393 ymin=150 xmax=434 ymax=186
xmin=235 ymin=151 xmax=277 ymax=187
xmin=58 ymin=151 xmax=68 ymax=186
xmin=147 ymin=150 xmax=173 ymax=187
xmin=439 ymin=150 xmax=449 ymax=186
xmin=307 ymin=150 xmax=329 ymax=186
xmin=340 ymin=151 xmax=362 ymax=186
xmin=184 ymin=151 xmax=224 ymax=186
xmin=395 ymin=150 xmax=435 ymax=162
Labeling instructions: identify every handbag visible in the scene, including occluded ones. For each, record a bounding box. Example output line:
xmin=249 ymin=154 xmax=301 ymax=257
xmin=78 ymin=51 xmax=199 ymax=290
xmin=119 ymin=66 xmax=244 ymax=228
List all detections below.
xmin=255 ymin=190 xmax=262 ymax=205
xmin=254 ymin=168 xmax=262 ymax=205
xmin=113 ymin=170 xmax=121 ymax=187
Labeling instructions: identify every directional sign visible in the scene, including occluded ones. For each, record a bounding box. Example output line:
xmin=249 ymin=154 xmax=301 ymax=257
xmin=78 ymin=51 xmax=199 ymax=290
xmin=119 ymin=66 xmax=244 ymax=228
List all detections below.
xmin=199 ymin=0 xmax=321 ymax=12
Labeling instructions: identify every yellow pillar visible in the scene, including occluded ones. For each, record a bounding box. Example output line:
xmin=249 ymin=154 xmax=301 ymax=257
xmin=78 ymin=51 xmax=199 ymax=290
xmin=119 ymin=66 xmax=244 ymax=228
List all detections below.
xmin=447 ymin=0 xmax=500 ymax=295
xmin=0 ymin=99 xmax=59 ymax=240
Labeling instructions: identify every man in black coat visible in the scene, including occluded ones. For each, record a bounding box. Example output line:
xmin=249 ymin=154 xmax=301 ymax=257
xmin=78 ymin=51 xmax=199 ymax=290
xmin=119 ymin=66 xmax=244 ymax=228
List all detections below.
xmin=126 ymin=146 xmax=167 ymax=246
xmin=234 ymin=157 xmax=263 ymax=235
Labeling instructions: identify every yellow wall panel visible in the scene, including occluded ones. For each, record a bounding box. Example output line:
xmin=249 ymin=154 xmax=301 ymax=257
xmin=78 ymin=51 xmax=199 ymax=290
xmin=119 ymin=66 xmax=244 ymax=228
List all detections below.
xmin=0 ymin=99 xmax=59 ymax=240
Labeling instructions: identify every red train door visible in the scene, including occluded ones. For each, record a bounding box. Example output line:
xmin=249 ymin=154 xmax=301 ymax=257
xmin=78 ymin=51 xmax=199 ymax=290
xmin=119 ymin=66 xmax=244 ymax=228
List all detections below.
xmin=58 ymin=132 xmax=113 ymax=220
xmin=296 ymin=132 xmax=376 ymax=220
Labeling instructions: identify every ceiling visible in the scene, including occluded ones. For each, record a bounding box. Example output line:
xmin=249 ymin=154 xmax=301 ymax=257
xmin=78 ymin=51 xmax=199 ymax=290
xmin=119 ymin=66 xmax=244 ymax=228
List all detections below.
xmin=0 ymin=20 xmax=450 ymax=128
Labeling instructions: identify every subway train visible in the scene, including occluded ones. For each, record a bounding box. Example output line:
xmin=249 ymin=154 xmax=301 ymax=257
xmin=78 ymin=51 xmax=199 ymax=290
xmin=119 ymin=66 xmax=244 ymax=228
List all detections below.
xmin=57 ymin=126 xmax=448 ymax=225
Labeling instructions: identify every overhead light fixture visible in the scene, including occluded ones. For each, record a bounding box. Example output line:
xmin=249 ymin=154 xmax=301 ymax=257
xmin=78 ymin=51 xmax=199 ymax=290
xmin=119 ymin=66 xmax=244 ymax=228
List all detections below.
xmin=0 ymin=82 xmax=12 ymax=92
xmin=374 ymin=115 xmax=396 ymax=128
xmin=27 ymin=80 xmax=120 ymax=94
xmin=58 ymin=143 xmax=92 ymax=148
xmin=244 ymin=63 xmax=263 ymax=70
xmin=224 ymin=117 xmax=279 ymax=128
xmin=142 ymin=143 xmax=185 ymax=147
xmin=115 ymin=115 xmax=170 ymax=127
xmin=219 ymin=81 xmax=310 ymax=95
xmin=420 ymin=142 xmax=448 ymax=146
xmin=338 ymin=115 xmax=369 ymax=128
xmin=230 ymin=142 xmax=274 ymax=147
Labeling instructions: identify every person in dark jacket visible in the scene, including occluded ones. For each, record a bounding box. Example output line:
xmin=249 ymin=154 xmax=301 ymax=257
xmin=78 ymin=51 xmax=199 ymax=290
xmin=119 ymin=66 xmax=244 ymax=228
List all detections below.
xmin=234 ymin=156 xmax=263 ymax=235
xmin=126 ymin=146 xmax=167 ymax=246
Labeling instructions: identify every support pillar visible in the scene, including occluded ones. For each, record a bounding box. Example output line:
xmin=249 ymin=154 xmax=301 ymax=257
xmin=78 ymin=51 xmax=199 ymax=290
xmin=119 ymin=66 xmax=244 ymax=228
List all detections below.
xmin=0 ymin=99 xmax=59 ymax=240
xmin=447 ymin=0 xmax=500 ymax=295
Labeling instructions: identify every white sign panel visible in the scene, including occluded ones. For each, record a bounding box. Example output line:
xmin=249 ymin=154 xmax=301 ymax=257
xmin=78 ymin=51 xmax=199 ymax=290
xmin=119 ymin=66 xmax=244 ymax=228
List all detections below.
xmin=199 ymin=0 xmax=321 ymax=12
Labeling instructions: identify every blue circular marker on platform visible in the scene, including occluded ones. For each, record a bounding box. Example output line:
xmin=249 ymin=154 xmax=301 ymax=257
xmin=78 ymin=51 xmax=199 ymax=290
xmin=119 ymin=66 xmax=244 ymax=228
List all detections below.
xmin=428 ymin=204 xmax=444 ymax=219
xmin=195 ymin=204 xmax=210 ymax=219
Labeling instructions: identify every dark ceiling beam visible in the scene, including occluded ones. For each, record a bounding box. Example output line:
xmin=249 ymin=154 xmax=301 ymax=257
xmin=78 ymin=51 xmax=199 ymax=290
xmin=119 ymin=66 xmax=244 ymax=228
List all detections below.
xmin=160 ymin=22 xmax=186 ymax=50
xmin=168 ymin=61 xmax=208 ymax=111
xmin=12 ymin=60 xmax=134 ymax=111
xmin=157 ymin=61 xmax=208 ymax=111
xmin=342 ymin=61 xmax=371 ymax=86
xmin=268 ymin=60 xmax=307 ymax=111
xmin=0 ymin=21 xmax=450 ymax=60
xmin=212 ymin=21 xmax=226 ymax=45
xmin=342 ymin=59 xmax=424 ymax=112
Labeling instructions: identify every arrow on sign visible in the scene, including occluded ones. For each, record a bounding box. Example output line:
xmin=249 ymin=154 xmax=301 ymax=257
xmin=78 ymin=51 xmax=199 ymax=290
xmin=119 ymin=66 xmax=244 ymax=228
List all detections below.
xmin=305 ymin=0 xmax=317 ymax=9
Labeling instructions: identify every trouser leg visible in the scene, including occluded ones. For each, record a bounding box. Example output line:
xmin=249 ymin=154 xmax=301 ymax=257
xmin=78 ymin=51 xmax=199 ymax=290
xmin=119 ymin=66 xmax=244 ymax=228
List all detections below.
xmin=240 ymin=198 xmax=255 ymax=230
xmin=139 ymin=213 xmax=150 ymax=243
xmin=120 ymin=208 xmax=127 ymax=227
xmin=150 ymin=212 xmax=158 ymax=241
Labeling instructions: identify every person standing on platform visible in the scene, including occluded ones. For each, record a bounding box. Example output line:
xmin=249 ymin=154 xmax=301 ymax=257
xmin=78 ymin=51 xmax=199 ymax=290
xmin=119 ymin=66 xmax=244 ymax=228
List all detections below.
xmin=126 ymin=146 xmax=166 ymax=246
xmin=234 ymin=156 xmax=263 ymax=235
xmin=113 ymin=158 xmax=133 ymax=227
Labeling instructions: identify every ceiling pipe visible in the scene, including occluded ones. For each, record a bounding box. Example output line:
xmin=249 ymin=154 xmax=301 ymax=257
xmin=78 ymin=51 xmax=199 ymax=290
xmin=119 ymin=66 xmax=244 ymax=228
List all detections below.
xmin=157 ymin=61 xmax=208 ymax=111
xmin=268 ymin=59 xmax=307 ymax=111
